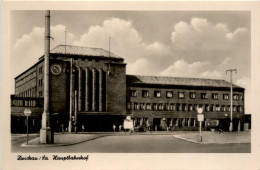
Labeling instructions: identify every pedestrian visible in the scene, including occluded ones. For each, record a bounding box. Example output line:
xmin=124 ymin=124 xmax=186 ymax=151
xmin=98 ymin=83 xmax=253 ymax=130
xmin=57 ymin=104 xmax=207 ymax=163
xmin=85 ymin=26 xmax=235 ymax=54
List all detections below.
xmin=119 ymin=124 xmax=122 ymax=132
xmin=61 ymin=123 xmax=64 ymax=134
xmin=113 ymin=124 xmax=116 ymax=132
xmin=82 ymin=124 xmax=85 ymax=132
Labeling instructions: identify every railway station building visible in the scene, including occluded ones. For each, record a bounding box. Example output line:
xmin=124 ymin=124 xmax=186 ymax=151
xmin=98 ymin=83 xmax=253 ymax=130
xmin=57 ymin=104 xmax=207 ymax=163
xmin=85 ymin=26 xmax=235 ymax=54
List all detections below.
xmin=11 ymin=45 xmax=245 ymax=132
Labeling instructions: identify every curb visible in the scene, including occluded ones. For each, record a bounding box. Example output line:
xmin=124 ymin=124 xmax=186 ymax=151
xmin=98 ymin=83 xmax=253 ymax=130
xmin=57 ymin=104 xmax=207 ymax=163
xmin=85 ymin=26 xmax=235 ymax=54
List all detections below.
xmin=21 ymin=135 xmax=108 ymax=147
xmin=173 ymin=135 xmax=251 ymax=144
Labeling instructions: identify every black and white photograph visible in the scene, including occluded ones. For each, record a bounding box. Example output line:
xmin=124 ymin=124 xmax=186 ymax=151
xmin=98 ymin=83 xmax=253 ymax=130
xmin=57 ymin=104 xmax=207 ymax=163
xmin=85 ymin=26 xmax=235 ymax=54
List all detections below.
xmin=2 ymin=1 xmax=260 ymax=170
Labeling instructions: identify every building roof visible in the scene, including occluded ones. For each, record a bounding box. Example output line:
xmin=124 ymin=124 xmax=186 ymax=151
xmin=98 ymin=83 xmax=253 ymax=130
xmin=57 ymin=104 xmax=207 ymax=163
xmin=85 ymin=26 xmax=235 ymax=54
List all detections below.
xmin=50 ymin=45 xmax=123 ymax=59
xmin=126 ymin=75 xmax=243 ymax=89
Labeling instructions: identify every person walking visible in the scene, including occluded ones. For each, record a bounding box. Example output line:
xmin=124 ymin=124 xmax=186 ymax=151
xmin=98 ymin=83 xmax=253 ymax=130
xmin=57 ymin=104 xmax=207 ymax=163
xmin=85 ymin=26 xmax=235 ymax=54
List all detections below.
xmin=113 ymin=124 xmax=116 ymax=132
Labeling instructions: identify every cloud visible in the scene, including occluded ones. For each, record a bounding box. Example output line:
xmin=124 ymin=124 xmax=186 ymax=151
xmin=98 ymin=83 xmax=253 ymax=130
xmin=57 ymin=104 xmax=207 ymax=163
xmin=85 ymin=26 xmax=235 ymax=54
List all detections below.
xmin=160 ymin=59 xmax=222 ymax=79
xmin=12 ymin=25 xmax=75 ymax=78
xmin=170 ymin=18 xmax=249 ymax=64
xmin=236 ymin=77 xmax=251 ymax=113
xmin=73 ymin=18 xmax=170 ymax=66
xmin=127 ymin=58 xmax=152 ymax=75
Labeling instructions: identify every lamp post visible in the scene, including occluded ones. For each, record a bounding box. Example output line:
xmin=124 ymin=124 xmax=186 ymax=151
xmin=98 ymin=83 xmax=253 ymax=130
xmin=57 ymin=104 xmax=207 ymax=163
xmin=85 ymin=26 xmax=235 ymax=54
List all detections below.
xmin=197 ymin=107 xmax=204 ymax=142
xmin=24 ymin=109 xmax=32 ymax=145
xmin=226 ymin=69 xmax=237 ymax=132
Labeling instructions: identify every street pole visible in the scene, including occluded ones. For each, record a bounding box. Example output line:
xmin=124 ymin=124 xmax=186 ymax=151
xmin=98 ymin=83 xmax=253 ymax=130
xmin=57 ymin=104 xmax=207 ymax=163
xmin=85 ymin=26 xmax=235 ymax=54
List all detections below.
xmin=27 ymin=116 xmax=29 ymax=145
xmin=199 ymin=121 xmax=202 ymax=142
xmin=40 ymin=10 xmax=52 ymax=144
xmin=74 ymin=90 xmax=78 ymax=133
xmin=226 ymin=69 xmax=237 ymax=132
xmin=69 ymin=58 xmax=73 ymax=133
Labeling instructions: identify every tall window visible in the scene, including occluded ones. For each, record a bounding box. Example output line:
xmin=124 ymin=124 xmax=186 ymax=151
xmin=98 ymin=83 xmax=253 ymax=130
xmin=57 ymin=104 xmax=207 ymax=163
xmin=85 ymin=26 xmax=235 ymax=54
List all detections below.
xmin=140 ymin=103 xmax=145 ymax=110
xmin=178 ymin=92 xmax=185 ymax=99
xmin=212 ymin=93 xmax=218 ymax=100
xmin=134 ymin=103 xmax=139 ymax=110
xmin=190 ymin=92 xmax=196 ymax=99
xmin=221 ymin=105 xmax=226 ymax=112
xmin=154 ymin=91 xmax=161 ymax=98
xmin=158 ymin=103 xmax=163 ymax=110
xmin=142 ymin=90 xmax=149 ymax=98
xmin=166 ymin=91 xmax=173 ymax=98
xmin=215 ymin=105 xmax=220 ymax=111
xmin=201 ymin=93 xmax=207 ymax=99
xmin=188 ymin=104 xmax=193 ymax=111
xmin=223 ymin=94 xmax=229 ymax=100
xmin=152 ymin=103 xmax=157 ymax=110
xmin=169 ymin=104 xmax=175 ymax=111
xmin=233 ymin=94 xmax=239 ymax=100
xmin=130 ymin=90 xmax=137 ymax=97
xmin=127 ymin=103 xmax=131 ymax=110
xmin=146 ymin=103 xmax=151 ymax=110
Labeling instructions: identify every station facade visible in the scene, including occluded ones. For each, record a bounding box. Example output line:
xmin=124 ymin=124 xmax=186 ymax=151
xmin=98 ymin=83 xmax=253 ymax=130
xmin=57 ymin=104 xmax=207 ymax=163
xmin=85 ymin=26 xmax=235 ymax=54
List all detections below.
xmin=11 ymin=45 xmax=245 ymax=132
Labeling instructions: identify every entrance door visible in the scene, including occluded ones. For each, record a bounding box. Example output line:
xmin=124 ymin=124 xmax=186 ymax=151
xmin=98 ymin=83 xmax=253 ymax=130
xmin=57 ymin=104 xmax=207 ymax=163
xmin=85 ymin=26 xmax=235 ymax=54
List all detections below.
xmin=153 ymin=118 xmax=161 ymax=131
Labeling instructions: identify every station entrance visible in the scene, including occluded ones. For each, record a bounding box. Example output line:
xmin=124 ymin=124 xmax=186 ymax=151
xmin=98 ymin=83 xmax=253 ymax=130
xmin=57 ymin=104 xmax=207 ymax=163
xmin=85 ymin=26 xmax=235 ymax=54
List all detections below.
xmin=77 ymin=115 xmax=124 ymax=132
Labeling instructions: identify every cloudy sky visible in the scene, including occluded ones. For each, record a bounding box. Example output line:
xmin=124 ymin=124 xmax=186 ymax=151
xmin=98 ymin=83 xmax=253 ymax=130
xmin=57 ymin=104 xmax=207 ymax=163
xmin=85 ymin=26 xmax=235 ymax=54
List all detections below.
xmin=11 ymin=10 xmax=251 ymax=113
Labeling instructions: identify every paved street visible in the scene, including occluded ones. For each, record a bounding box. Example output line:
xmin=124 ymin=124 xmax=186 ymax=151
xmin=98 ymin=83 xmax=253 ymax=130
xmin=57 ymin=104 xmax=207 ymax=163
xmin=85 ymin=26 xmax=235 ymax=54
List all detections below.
xmin=12 ymin=132 xmax=250 ymax=153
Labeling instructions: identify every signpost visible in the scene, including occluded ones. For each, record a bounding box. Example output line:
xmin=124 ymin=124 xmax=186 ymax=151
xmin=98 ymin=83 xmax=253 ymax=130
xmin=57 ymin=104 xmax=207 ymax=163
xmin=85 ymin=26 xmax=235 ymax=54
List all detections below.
xmin=197 ymin=107 xmax=204 ymax=142
xmin=24 ymin=109 xmax=32 ymax=144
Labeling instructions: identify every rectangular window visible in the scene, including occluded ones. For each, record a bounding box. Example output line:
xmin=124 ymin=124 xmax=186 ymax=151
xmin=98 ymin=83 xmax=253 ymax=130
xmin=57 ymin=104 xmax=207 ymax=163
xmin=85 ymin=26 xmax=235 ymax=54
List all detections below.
xmin=215 ymin=105 xmax=220 ymax=111
xmin=166 ymin=91 xmax=173 ymax=98
xmin=130 ymin=90 xmax=137 ymax=97
xmin=140 ymin=103 xmax=145 ymax=110
xmin=146 ymin=103 xmax=151 ymax=110
xmin=182 ymin=104 xmax=187 ymax=111
xmin=178 ymin=92 xmax=185 ymax=99
xmin=210 ymin=105 xmax=214 ymax=111
xmin=142 ymin=90 xmax=149 ymax=98
xmin=233 ymin=105 xmax=237 ymax=112
xmin=165 ymin=103 xmax=169 ymax=111
xmin=201 ymin=93 xmax=207 ymax=99
xmin=127 ymin=103 xmax=131 ymax=110
xmin=154 ymin=91 xmax=161 ymax=98
xmin=176 ymin=104 xmax=181 ymax=111
xmin=205 ymin=104 xmax=209 ymax=112
xmin=190 ymin=92 xmax=196 ymax=99
xmin=240 ymin=95 xmax=244 ymax=100
xmin=134 ymin=103 xmax=139 ymax=110
xmin=152 ymin=103 xmax=157 ymax=110
xmin=237 ymin=106 xmax=241 ymax=112
xmin=227 ymin=105 xmax=231 ymax=112
xmin=172 ymin=104 xmax=176 ymax=111
xmin=233 ymin=94 xmax=239 ymax=100
xmin=188 ymin=104 xmax=193 ymax=111
xmin=193 ymin=104 xmax=198 ymax=111
xmin=223 ymin=94 xmax=229 ymax=100
xmin=221 ymin=105 xmax=226 ymax=112
xmin=212 ymin=93 xmax=218 ymax=100
xmin=158 ymin=103 xmax=163 ymax=110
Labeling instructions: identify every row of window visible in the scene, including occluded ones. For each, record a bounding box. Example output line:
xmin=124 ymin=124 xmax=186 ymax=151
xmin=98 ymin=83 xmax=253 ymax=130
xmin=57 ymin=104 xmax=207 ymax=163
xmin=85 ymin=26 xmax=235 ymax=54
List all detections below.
xmin=127 ymin=102 xmax=243 ymax=112
xmin=17 ymin=87 xmax=37 ymax=98
xmin=130 ymin=90 xmax=243 ymax=100
xmin=16 ymin=71 xmax=37 ymax=87
xmin=39 ymin=79 xmax=43 ymax=87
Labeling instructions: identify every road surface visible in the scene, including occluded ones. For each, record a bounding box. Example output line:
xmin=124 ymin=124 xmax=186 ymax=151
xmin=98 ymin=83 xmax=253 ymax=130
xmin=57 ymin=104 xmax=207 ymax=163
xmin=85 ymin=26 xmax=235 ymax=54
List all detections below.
xmin=12 ymin=134 xmax=250 ymax=153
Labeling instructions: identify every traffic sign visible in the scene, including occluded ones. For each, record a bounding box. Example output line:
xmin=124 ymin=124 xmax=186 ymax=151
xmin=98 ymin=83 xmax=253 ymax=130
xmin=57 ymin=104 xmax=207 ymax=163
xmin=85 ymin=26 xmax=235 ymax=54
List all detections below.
xmin=197 ymin=114 xmax=204 ymax=121
xmin=24 ymin=109 xmax=32 ymax=116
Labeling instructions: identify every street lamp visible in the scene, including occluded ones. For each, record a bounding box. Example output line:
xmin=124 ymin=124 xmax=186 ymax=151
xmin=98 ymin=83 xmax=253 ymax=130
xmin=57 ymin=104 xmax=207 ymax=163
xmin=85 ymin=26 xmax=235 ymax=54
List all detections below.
xmin=24 ymin=108 xmax=32 ymax=145
xmin=197 ymin=107 xmax=204 ymax=142
xmin=226 ymin=69 xmax=237 ymax=132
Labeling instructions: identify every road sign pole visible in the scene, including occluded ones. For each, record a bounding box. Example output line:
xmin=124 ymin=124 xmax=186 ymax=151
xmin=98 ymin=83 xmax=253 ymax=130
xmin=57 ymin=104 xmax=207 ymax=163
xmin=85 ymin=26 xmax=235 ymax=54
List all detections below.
xmin=200 ymin=121 xmax=202 ymax=142
xmin=27 ymin=116 xmax=29 ymax=144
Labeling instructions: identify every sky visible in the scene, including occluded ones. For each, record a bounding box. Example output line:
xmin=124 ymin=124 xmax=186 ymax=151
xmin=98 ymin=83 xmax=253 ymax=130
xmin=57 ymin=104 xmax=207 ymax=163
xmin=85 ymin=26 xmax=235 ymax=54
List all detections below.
xmin=11 ymin=10 xmax=251 ymax=113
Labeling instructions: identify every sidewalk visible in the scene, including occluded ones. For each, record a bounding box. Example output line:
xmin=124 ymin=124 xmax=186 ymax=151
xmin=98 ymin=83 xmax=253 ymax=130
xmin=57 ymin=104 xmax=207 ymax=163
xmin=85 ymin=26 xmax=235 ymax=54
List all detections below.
xmin=21 ymin=130 xmax=251 ymax=147
xmin=173 ymin=131 xmax=251 ymax=144
xmin=22 ymin=133 xmax=109 ymax=147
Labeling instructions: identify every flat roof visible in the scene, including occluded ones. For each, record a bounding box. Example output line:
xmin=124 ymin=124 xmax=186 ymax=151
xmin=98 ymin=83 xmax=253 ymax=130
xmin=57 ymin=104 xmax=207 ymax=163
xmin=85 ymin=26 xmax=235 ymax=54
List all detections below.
xmin=126 ymin=75 xmax=244 ymax=89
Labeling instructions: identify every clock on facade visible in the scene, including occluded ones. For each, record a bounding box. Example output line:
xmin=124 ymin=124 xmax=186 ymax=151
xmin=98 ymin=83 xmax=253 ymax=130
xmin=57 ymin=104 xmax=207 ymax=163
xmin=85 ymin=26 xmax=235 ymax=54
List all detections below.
xmin=51 ymin=64 xmax=62 ymax=75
